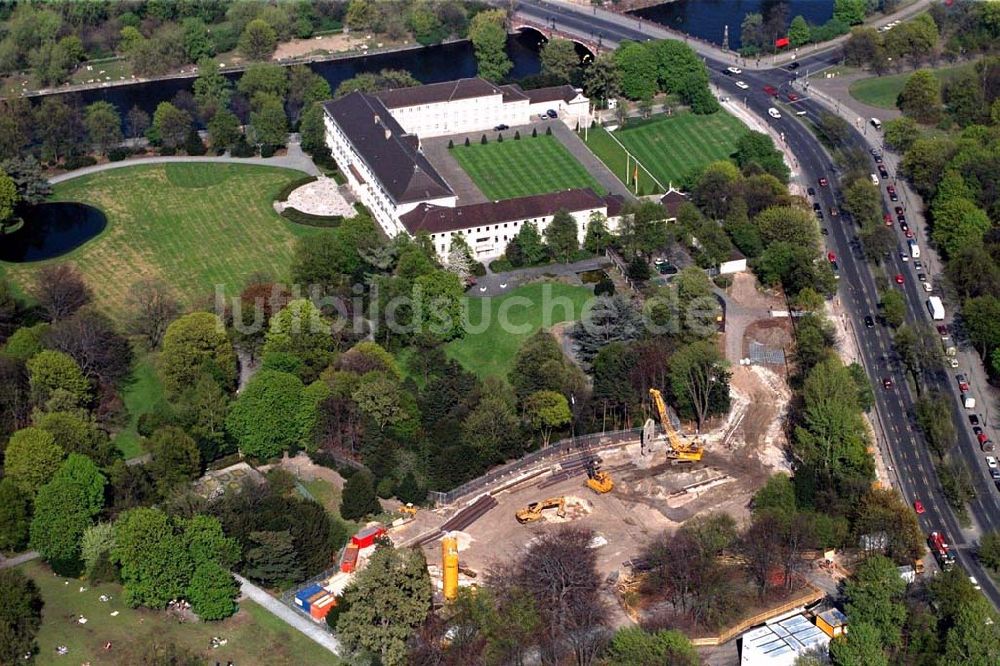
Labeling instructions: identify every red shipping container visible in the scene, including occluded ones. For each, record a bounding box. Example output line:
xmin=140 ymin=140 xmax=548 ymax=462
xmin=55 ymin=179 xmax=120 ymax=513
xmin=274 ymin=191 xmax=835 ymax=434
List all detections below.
xmin=309 ymin=594 xmax=332 ymax=620
xmin=351 ymin=525 xmax=386 ymax=549
xmin=340 ymin=545 xmax=360 ymax=573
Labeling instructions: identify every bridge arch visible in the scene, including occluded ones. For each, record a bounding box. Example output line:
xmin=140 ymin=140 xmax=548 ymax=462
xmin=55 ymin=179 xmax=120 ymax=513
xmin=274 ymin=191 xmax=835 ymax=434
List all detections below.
xmin=512 ymin=24 xmax=597 ymax=61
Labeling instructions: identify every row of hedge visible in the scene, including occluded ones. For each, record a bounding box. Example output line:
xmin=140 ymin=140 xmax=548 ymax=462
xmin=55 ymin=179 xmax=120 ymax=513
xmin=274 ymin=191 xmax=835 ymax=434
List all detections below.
xmin=275 ymin=175 xmax=319 ymax=203
xmin=279 ymin=206 xmax=345 ymax=228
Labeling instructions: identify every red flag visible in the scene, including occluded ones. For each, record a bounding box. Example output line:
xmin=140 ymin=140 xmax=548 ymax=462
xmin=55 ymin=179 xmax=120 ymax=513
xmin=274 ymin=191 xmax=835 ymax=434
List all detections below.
xmin=633 ymin=164 xmax=639 ymax=183
xmin=775 ymin=37 xmax=790 ymax=48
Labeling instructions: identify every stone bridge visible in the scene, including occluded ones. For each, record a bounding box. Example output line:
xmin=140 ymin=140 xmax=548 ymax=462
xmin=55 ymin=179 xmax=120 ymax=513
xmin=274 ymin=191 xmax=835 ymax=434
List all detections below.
xmin=510 ymin=14 xmax=603 ymax=57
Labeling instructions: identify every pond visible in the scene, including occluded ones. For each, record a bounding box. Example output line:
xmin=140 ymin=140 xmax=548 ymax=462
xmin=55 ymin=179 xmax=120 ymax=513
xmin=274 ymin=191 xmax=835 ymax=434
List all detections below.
xmin=0 ymin=203 xmax=107 ymax=263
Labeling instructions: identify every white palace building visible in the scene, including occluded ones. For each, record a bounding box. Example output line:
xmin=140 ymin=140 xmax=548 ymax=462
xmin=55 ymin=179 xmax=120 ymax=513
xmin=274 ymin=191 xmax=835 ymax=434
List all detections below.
xmin=322 ymin=77 xmax=619 ymax=261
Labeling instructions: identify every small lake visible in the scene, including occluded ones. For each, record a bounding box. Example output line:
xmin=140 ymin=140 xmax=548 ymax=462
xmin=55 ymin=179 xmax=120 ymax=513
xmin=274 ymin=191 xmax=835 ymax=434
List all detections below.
xmin=0 ymin=203 xmax=107 ymax=262
xmin=633 ymin=0 xmax=833 ymax=50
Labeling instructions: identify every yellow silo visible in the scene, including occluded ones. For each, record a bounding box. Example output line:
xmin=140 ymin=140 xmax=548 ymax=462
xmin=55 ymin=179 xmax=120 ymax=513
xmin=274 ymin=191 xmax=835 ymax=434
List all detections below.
xmin=441 ymin=534 xmax=459 ymax=601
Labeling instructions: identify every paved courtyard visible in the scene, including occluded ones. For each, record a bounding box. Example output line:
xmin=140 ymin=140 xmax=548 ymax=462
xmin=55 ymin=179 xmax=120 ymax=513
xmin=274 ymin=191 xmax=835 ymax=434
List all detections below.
xmin=281 ymin=175 xmax=357 ymax=217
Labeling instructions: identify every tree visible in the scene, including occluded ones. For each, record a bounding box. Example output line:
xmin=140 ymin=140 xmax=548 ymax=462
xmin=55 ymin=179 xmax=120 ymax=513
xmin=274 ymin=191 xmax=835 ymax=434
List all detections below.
xmin=542 ymin=209 xmax=580 ymax=262
xmin=880 ymin=290 xmax=906 ymax=328
xmin=0 ymin=479 xmax=31 ymax=552
xmin=192 ymin=59 xmax=232 ymax=120
xmin=1 ymin=155 xmax=51 ymax=207
xmin=147 ymin=426 xmax=201 ymax=497
xmin=462 ymin=386 xmax=521 ymax=465
xmin=83 ymin=101 xmax=122 ymax=155
xmin=337 ymin=546 xmax=432 ymax=665
xmin=262 ymin=299 xmax=334 ymax=383
xmin=583 ymin=52 xmax=621 ymax=104
xmin=445 ymin=235 xmax=474 ymax=284
xmin=298 ymin=102 xmax=326 ymax=154
xmin=833 ymin=0 xmax=866 ymax=26
xmin=340 ymin=471 xmax=381 ymax=521
xmin=843 ymin=554 xmax=907 ymax=649
xmin=44 ymin=307 xmax=132 ymax=388
xmin=287 ymin=65 xmax=331 ymax=120
xmin=125 ymin=105 xmax=151 ymax=139
xmin=226 ymin=370 xmax=310 ymax=460
xmin=509 ymin=329 xmax=569 ymax=403
xmin=151 ymin=102 xmax=191 ymax=148
xmin=931 ymin=197 xmax=991 ymax=258
xmin=669 ymin=340 xmax=730 ymax=431
xmin=187 ymin=561 xmax=239 ymax=620
xmin=160 ymin=312 xmax=237 ymax=395
xmin=4 ymin=427 xmax=64 ymax=496
xmin=80 ymin=522 xmax=116 ymax=582
xmin=901 ymin=137 xmax=957 ymax=196
xmin=898 ymin=70 xmax=942 ymax=124
xmin=0 ymin=570 xmax=43 ymax=665
xmin=244 ymin=530 xmax=303 ymax=586
xmin=882 ymin=116 xmax=919 ymax=152
xmin=734 ymin=131 xmax=789 ymax=182
xmin=34 ymin=264 xmax=91 ymax=322
xmin=605 ymin=627 xmax=699 ymax=666
xmin=33 ymin=97 xmax=84 ymax=163
xmin=962 ymin=296 xmax=1000 ymax=357
xmin=468 ymin=9 xmax=511 ymax=82
xmin=239 ymin=18 xmax=277 ymax=61
xmin=523 ymin=390 xmax=570 ymax=446
xmin=614 ymin=41 xmax=657 ymax=100
xmin=981 ymin=531 xmax=1000 ymax=572
xmin=30 ymin=454 xmax=106 ymax=574
xmin=0 ymin=171 xmax=18 ymax=229
xmin=571 ymin=294 xmax=644 ymax=366
xmin=413 ymin=270 xmax=465 ymax=344
xmin=249 ymin=95 xmax=288 ymax=147
xmin=125 ymin=279 xmax=180 ymax=349
xmin=830 ymin=621 xmax=890 ymax=666
xmin=35 ymin=411 xmax=118 ymax=469
xmin=540 ymin=38 xmax=578 ymax=83
xmin=789 ymin=15 xmax=811 ymax=47
xmin=113 ymin=507 xmax=189 ymax=607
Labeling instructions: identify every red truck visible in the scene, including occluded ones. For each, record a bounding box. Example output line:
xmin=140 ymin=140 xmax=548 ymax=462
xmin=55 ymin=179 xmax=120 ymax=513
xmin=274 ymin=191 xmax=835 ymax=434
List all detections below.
xmin=928 ymin=531 xmax=956 ymax=569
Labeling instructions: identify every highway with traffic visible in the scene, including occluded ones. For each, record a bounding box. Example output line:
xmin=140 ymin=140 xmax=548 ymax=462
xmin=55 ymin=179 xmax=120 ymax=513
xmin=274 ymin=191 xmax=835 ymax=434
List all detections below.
xmin=513 ymin=0 xmax=1000 ymax=608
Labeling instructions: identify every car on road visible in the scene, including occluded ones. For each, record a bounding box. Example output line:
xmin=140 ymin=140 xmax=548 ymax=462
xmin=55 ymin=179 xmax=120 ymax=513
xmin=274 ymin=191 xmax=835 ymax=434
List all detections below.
xmin=899 ymin=221 xmax=910 ymax=235
xmin=815 ymin=209 xmax=824 ymax=220
xmin=992 ymin=469 xmax=1000 ymax=480
xmin=878 ymin=165 xmax=889 ymax=178
xmin=970 ymin=414 xmax=980 ymax=426
xmin=763 ymin=85 xmax=778 ymax=96
xmin=889 ymin=189 xmax=899 ymax=202
xmin=494 ymin=123 xmax=509 ymax=131
xmin=883 ymin=377 xmax=894 ymax=390
xmin=830 ymin=206 xmax=839 ymax=217
xmin=958 ymin=374 xmax=970 ymax=392
xmin=913 ymin=500 xmax=925 ymax=514
xmin=986 ymin=455 xmax=997 ymax=469
xmin=922 ymin=281 xmax=933 ymax=293
xmin=904 ymin=227 xmax=914 ymax=239
xmin=900 ymin=251 xmax=909 ymax=262
xmin=970 ymin=576 xmax=982 ymax=591
xmin=827 ymin=251 xmax=837 ymax=262
xmin=821 ymin=227 xmax=829 ymax=235
xmin=818 ymin=177 xmax=829 ymax=187
xmin=937 ymin=324 xmax=949 ymax=338
xmin=895 ymin=273 xmax=905 ymax=285
xmin=807 ymin=186 xmax=816 ymax=196
xmin=865 ymin=315 xmax=875 ymax=328
xmin=978 ymin=431 xmax=990 ymax=445
xmin=787 ymin=92 xmax=799 ymax=101
xmin=831 ymin=261 xmax=840 ymax=279
xmin=974 ymin=426 xmax=984 ymax=436
xmin=788 ymin=62 xmax=800 ymax=70
xmin=871 ymin=173 xmax=880 ymax=185
xmin=897 ymin=213 xmax=906 ymax=223
xmin=884 ymin=213 xmax=893 ymax=226
xmin=813 ymin=202 xmax=822 ymax=211
xmin=918 ymin=273 xmax=928 ymax=283
xmin=768 ymin=107 xmax=782 ymax=119
xmin=735 ymin=80 xmax=749 ymax=89
xmin=546 ymin=109 xmax=558 ymax=119
xmin=727 ymin=66 xmax=742 ymax=74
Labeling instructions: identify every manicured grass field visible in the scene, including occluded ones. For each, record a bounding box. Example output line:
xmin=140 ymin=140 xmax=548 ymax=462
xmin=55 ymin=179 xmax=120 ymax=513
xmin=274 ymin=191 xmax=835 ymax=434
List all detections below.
xmin=449 ymin=134 xmax=606 ymax=200
xmin=19 ymin=559 xmax=340 ymax=665
xmin=1 ymin=163 xmax=321 ymax=319
xmin=111 ymin=354 xmax=165 ymax=459
xmin=583 ymin=111 xmax=749 ymax=191
xmin=445 ymin=282 xmax=594 ymax=379
xmin=848 ymin=62 xmax=977 ymax=109
xmin=579 ymin=125 xmax=662 ymax=195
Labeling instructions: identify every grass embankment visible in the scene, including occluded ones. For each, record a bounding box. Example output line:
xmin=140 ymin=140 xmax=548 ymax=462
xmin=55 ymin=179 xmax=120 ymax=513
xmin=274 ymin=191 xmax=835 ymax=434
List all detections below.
xmin=1 ymin=163 xmax=322 ymax=319
xmin=111 ymin=355 xmax=164 ymax=459
xmin=848 ymin=61 xmax=977 ymax=109
xmin=582 ymin=111 xmax=749 ymax=193
xmin=449 ymin=134 xmax=606 ymax=200
xmin=445 ymin=282 xmax=594 ymax=379
xmin=18 ymin=559 xmax=339 ymax=665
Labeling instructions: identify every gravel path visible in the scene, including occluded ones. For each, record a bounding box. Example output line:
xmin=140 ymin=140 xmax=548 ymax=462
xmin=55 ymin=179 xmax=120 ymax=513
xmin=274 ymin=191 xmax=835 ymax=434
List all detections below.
xmin=0 ymin=551 xmax=40 ymax=569
xmin=49 ymin=141 xmax=319 ymax=184
xmin=234 ymin=574 xmax=342 ymax=656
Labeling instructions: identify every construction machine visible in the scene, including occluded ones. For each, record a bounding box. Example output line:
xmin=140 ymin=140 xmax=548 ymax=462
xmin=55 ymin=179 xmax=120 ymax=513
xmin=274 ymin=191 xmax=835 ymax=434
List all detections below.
xmin=515 ymin=497 xmax=566 ymax=524
xmin=648 ymin=388 xmax=703 ymax=462
xmin=399 ymin=503 xmax=418 ymax=517
xmin=584 ymin=460 xmax=614 ymax=494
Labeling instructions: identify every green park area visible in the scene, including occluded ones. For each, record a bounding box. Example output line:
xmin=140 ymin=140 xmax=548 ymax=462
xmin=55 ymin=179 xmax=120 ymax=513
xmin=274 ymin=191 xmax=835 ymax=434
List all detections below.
xmin=848 ymin=62 xmax=977 ymax=109
xmin=1 ymin=163 xmax=320 ymax=318
xmin=18 ymin=560 xmax=339 ymax=665
xmin=111 ymin=355 xmax=164 ymax=459
xmin=583 ymin=111 xmax=749 ymax=193
xmin=445 ymin=282 xmax=594 ymax=379
xmin=449 ymin=134 xmax=606 ymax=200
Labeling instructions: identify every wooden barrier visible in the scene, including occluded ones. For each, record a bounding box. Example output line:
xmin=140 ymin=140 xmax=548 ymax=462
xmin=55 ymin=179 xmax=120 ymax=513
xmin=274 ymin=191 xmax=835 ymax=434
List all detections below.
xmin=688 ymin=584 xmax=826 ymax=647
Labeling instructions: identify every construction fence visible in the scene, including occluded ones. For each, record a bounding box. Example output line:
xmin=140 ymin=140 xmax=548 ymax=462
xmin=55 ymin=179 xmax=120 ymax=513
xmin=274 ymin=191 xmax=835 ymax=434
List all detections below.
xmin=426 ymin=427 xmax=643 ymax=507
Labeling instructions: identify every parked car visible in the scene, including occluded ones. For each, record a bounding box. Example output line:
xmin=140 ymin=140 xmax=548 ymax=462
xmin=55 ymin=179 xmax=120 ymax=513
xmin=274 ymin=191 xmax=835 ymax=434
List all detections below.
xmin=763 ymin=85 xmax=778 ymax=96
xmin=889 ymin=189 xmax=899 ymax=202
xmin=958 ymin=374 xmax=970 ymax=392
xmin=913 ymin=500 xmax=925 ymax=514
xmin=813 ymin=202 xmax=822 ymax=211
xmin=546 ymin=109 xmax=558 ymax=118
xmin=922 ymin=281 xmax=933 ymax=293
xmin=727 ymin=66 xmax=743 ymax=74
xmin=827 ymin=251 xmax=837 ymax=262
xmin=818 ymin=177 xmax=829 ymax=187
xmin=884 ymin=213 xmax=893 ymax=226
xmin=878 ymin=165 xmax=889 ymax=178
xmin=986 ymin=455 xmax=997 ymax=469
xmin=830 ymin=206 xmax=839 ymax=217
xmin=895 ymin=206 xmax=905 ymax=215
xmin=883 ymin=377 xmax=894 ymax=390
xmin=970 ymin=414 xmax=980 ymax=426
xmin=915 ymin=261 xmax=924 ymax=271
xmin=865 ymin=315 xmax=875 ymax=328
xmin=787 ymin=92 xmax=799 ymax=101
xmin=735 ymin=80 xmax=749 ymax=89
xmin=494 ymin=123 xmax=509 ymax=131
xmin=895 ymin=274 xmax=905 ymax=285
xmin=820 ymin=227 xmax=829 ymax=235
xmin=807 ymin=186 xmax=816 ymax=196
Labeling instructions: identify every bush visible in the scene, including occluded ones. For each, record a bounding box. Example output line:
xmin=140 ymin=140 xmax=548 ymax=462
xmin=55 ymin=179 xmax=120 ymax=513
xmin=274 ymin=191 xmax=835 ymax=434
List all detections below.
xmin=275 ymin=176 xmax=318 ymax=202
xmin=448 ymin=139 xmax=454 ymax=149
xmin=464 ymin=137 xmax=471 ymax=147
xmin=594 ymin=276 xmax=615 ymax=296
xmin=471 ymin=262 xmax=487 ymax=277
xmin=279 ymin=207 xmax=345 ymax=228
xmin=230 ymin=135 xmax=256 ymax=158
xmin=514 ymin=130 xmax=520 ymax=140
xmin=489 ymin=258 xmax=515 ymax=273
xmin=497 ymin=133 xmax=503 ymax=142
xmin=376 ymin=477 xmax=395 ymax=499
xmin=184 ymin=129 xmax=207 ymax=156
xmin=545 ymin=126 xmax=552 ymax=136
xmin=63 ymin=155 xmax=97 ymax=170
xmin=532 ymin=127 xmax=538 ymax=138
xmin=259 ymin=144 xmax=277 ymax=158
xmin=159 ymin=145 xmax=177 ymax=156
xmin=480 ymin=134 xmax=487 ymax=145
xmin=107 ymin=147 xmax=132 ymax=162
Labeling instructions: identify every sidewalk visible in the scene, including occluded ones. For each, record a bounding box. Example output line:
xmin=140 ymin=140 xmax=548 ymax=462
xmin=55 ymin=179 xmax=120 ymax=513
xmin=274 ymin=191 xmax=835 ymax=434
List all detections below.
xmin=234 ymin=574 xmax=342 ymax=656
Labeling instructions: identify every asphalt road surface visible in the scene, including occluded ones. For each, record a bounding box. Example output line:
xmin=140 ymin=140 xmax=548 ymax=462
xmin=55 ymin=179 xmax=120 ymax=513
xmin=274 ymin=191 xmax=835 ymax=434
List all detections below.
xmin=513 ymin=0 xmax=1000 ymax=609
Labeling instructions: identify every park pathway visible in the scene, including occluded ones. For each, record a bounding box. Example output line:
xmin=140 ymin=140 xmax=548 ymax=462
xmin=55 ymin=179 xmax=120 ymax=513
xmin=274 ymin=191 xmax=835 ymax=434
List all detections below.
xmin=49 ymin=141 xmax=319 ymax=184
xmin=233 ymin=574 xmax=342 ymax=656
xmin=0 ymin=551 xmax=39 ymax=569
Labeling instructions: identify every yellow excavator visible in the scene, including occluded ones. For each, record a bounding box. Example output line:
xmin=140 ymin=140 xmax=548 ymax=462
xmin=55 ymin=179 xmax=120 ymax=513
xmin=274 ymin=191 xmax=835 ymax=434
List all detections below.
xmin=515 ymin=497 xmax=566 ymax=524
xmin=649 ymin=388 xmax=703 ymax=462
xmin=585 ymin=460 xmax=614 ymax=494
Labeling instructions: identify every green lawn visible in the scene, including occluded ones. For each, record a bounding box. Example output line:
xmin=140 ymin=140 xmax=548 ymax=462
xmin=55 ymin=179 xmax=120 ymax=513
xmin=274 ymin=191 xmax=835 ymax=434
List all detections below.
xmin=849 ymin=62 xmax=977 ymax=109
xmin=111 ymin=354 xmax=165 ymax=459
xmin=19 ymin=559 xmax=340 ymax=665
xmin=583 ymin=111 xmax=749 ymax=192
xmin=445 ymin=282 xmax=594 ymax=379
xmin=1 ymin=163 xmax=322 ymax=319
xmin=449 ymin=134 xmax=606 ymax=200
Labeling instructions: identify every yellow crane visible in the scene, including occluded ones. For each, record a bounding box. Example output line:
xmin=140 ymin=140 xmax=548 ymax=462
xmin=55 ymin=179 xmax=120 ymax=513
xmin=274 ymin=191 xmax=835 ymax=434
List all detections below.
xmin=649 ymin=388 xmax=703 ymax=462
xmin=515 ymin=497 xmax=567 ymax=524
xmin=585 ymin=460 xmax=614 ymax=494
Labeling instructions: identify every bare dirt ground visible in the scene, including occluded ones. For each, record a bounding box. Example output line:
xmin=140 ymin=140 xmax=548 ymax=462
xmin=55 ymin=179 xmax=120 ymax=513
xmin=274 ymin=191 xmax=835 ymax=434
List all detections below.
xmin=273 ymin=32 xmax=380 ymax=60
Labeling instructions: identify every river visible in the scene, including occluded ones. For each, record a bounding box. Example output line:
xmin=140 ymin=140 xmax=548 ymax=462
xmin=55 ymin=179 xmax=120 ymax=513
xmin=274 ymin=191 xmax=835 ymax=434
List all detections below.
xmin=633 ymin=0 xmax=833 ymax=49
xmin=50 ymin=33 xmax=543 ymax=120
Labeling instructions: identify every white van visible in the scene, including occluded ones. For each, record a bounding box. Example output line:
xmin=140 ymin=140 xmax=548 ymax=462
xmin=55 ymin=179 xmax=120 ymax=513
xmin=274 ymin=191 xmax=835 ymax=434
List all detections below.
xmin=908 ymin=239 xmax=920 ymax=258
xmin=768 ymin=107 xmax=781 ymax=119
xmin=870 ymin=173 xmax=880 ymax=185
xmin=870 ymin=118 xmax=882 ymax=130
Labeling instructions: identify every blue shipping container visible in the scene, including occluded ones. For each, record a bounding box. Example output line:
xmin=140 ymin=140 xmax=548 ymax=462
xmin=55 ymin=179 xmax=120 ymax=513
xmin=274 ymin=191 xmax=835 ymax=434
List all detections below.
xmin=294 ymin=584 xmax=324 ymax=611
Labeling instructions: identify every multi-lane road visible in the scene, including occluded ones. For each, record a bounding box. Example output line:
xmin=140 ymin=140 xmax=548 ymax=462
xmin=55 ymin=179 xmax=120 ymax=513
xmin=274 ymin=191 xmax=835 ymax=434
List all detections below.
xmin=512 ymin=0 xmax=1000 ymax=607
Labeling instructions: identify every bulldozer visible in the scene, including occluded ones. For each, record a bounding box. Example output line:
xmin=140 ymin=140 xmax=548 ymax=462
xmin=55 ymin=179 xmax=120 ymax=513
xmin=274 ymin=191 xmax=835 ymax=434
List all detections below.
xmin=585 ymin=460 xmax=614 ymax=494
xmin=399 ymin=503 xmax=418 ymax=517
xmin=515 ymin=497 xmax=566 ymax=524
xmin=649 ymin=388 xmax=703 ymax=462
